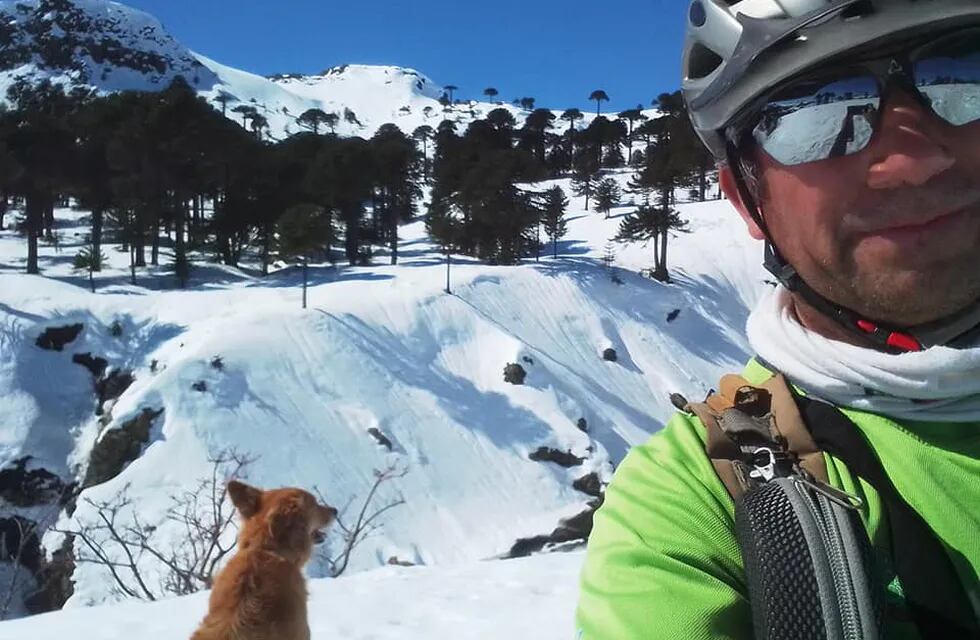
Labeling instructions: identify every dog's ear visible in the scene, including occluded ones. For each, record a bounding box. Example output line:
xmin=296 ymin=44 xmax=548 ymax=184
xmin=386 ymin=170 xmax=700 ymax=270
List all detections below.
xmin=268 ymin=499 xmax=309 ymax=551
xmin=227 ymin=480 xmax=262 ymax=518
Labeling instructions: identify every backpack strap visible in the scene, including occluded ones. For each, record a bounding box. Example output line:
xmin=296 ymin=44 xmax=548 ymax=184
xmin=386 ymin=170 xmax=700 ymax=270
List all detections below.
xmin=797 ymin=397 xmax=980 ymax=637
xmin=683 ymin=373 xmax=829 ymax=498
xmin=681 ymin=373 xmax=979 ymax=638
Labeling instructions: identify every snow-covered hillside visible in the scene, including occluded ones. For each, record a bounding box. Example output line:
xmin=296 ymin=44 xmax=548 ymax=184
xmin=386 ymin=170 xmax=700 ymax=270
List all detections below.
xmin=0 ymin=0 xmax=655 ymax=139
xmin=0 ymin=550 xmax=582 ymax=640
xmin=0 ymin=170 xmax=766 ymax=624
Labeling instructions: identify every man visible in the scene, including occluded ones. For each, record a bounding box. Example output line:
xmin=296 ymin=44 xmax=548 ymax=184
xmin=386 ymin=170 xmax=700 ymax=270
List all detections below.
xmin=576 ymin=1 xmax=980 ymax=638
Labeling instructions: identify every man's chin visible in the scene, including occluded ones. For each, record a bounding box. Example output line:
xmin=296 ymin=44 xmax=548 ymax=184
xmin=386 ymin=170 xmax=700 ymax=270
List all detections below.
xmin=843 ymin=272 xmax=980 ymax=327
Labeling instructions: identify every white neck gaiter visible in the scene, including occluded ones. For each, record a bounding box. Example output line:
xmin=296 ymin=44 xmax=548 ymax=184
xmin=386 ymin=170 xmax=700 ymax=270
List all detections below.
xmin=746 ymin=286 xmax=980 ymax=422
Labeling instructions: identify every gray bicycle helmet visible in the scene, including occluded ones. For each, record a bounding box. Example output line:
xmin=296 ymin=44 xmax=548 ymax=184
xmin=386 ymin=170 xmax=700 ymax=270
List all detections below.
xmin=682 ymin=0 xmax=980 ymax=161
xmin=681 ymin=0 xmax=980 ymax=352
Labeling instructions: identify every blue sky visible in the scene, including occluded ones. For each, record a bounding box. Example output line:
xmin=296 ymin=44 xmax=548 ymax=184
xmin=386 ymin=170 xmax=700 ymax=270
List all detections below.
xmin=122 ymin=0 xmax=689 ymax=113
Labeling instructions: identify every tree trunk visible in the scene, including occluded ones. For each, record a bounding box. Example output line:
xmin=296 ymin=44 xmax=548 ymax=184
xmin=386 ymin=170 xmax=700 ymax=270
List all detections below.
xmin=699 ymin=162 xmax=707 ymax=202
xmin=389 ymin=220 xmax=398 ymax=266
xmin=89 ymin=270 xmax=95 ymax=293
xmin=151 ymin=218 xmax=160 ymax=266
xmin=345 ymin=211 xmax=359 ymax=266
xmin=134 ymin=209 xmax=147 ymax=267
xmin=553 ymin=237 xmax=558 ymax=259
xmin=656 ymin=227 xmax=670 ymax=282
xmin=43 ymin=199 xmax=54 ymax=241
xmin=445 ymin=250 xmax=451 ymax=294
xmin=261 ymin=224 xmax=271 ymax=276
xmin=91 ymin=207 xmax=104 ymax=270
xmin=175 ymin=202 xmax=187 ymax=288
xmin=0 ymin=192 xmax=8 ymax=230
xmin=25 ymin=193 xmax=41 ymax=275
xmin=302 ymin=258 xmax=308 ymax=309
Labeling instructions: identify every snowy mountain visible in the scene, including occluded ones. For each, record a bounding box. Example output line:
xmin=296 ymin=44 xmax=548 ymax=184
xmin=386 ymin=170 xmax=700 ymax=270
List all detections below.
xmin=0 ymin=0 xmax=644 ymax=140
xmin=0 ymin=0 xmax=218 ymax=93
xmin=0 ymin=0 xmax=761 ymax=631
xmin=0 ymin=169 xmax=765 ymax=624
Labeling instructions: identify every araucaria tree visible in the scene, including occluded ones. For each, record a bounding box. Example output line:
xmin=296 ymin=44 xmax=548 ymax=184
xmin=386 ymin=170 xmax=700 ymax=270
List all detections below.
xmin=594 ymin=178 xmax=622 ymax=219
xmin=540 ymin=186 xmax=569 ymax=258
xmin=276 ymin=203 xmax=334 ymax=309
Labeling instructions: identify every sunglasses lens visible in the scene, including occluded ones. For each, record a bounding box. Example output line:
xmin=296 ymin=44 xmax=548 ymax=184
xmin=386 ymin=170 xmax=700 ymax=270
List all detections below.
xmin=752 ymin=72 xmax=880 ymax=166
xmin=914 ymin=31 xmax=980 ymax=127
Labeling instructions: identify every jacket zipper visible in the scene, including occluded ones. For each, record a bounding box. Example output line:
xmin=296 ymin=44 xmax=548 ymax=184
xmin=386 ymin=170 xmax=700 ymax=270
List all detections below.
xmin=795 ymin=479 xmax=863 ymax=640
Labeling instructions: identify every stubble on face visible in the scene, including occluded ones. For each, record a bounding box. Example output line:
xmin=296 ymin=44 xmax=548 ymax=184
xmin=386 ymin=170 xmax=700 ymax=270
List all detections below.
xmin=755 ymin=122 xmax=980 ymax=327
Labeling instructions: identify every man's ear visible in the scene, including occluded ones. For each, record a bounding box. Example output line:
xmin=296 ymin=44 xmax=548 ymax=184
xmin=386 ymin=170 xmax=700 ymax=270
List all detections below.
xmin=227 ymin=480 xmax=262 ymax=518
xmin=719 ymin=164 xmax=766 ymax=241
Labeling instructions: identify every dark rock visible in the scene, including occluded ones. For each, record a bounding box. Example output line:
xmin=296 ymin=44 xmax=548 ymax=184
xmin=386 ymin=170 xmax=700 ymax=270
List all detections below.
xmin=521 ymin=355 xmax=535 ymax=366
xmin=24 ymin=534 xmax=75 ymax=615
xmin=0 ymin=516 xmax=43 ymax=571
xmin=72 ymin=352 xmax=108 ymax=378
xmin=83 ymin=407 xmax=163 ymax=488
xmin=368 ymin=427 xmax=393 ymax=451
xmin=95 ymin=369 xmax=134 ymax=414
xmin=573 ymin=472 xmax=603 ymax=498
xmin=192 ymin=380 xmax=207 ymax=392
xmin=210 ymin=356 xmax=224 ymax=371
xmin=576 ymin=418 xmax=588 ymax=433
xmin=666 ymin=309 xmax=681 ymax=323
xmin=0 ymin=458 xmax=70 ymax=507
xmin=35 ymin=324 xmax=83 ymax=351
xmin=109 ymin=320 xmax=123 ymax=337
xmin=503 ymin=363 xmax=527 ymax=385
xmin=528 ymin=447 xmax=584 ymax=468
xmin=386 ymin=556 xmax=415 ymax=567
xmin=507 ymin=499 xmax=602 ymax=558
xmin=602 ymin=348 xmax=617 ymax=362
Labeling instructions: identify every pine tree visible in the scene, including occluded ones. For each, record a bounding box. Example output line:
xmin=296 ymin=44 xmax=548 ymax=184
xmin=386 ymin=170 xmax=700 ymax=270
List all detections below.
xmin=617 ymin=108 xmax=647 ymax=168
xmin=540 ymin=186 xmax=569 ymax=258
xmin=589 ymin=89 xmax=610 ymax=116
xmin=232 ymin=104 xmax=257 ymax=129
xmin=73 ymin=245 xmax=107 ymax=293
xmin=594 ymin=178 xmax=622 ymax=218
xmin=615 ymin=204 xmax=689 ymax=282
xmin=411 ymin=125 xmax=435 ymax=182
xmin=276 ymin=204 xmax=334 ymax=309
xmin=445 ymin=85 xmax=459 ymax=103
xmin=483 ymin=87 xmax=499 ymax=102
xmin=323 ymin=112 xmax=340 ymax=134
xmin=214 ymin=91 xmax=233 ymax=117
xmin=297 ymin=108 xmax=330 ymax=134
xmin=372 ymin=124 xmax=421 ymax=265
xmin=343 ymin=107 xmax=363 ymax=128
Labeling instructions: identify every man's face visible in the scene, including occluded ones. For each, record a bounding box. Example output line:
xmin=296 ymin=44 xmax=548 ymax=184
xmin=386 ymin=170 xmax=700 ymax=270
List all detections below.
xmin=723 ymin=87 xmax=980 ymax=327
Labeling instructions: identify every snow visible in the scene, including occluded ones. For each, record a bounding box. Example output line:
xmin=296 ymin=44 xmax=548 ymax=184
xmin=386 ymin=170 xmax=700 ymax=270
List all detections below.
xmin=0 ymin=172 xmax=766 ymax=621
xmin=0 ymin=0 xmax=659 ymax=140
xmin=0 ymin=551 xmax=583 ymax=639
xmin=0 ymin=3 xmax=770 ymax=629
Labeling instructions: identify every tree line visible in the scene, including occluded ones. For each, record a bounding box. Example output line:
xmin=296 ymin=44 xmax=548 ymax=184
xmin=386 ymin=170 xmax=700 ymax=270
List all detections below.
xmin=0 ymin=78 xmax=713 ymax=291
xmin=0 ymin=76 xmax=421 ymax=292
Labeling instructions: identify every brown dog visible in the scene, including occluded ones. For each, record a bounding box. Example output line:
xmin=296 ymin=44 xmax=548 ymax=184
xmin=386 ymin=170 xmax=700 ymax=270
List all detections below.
xmin=190 ymin=481 xmax=337 ymax=640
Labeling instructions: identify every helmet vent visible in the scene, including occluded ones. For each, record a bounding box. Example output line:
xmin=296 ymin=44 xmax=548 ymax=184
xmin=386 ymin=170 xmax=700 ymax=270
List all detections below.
xmin=688 ymin=42 xmax=724 ymax=80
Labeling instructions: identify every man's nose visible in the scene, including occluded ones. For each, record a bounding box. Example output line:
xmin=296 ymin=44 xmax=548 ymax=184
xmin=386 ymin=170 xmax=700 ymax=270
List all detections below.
xmin=866 ymin=88 xmax=956 ymax=190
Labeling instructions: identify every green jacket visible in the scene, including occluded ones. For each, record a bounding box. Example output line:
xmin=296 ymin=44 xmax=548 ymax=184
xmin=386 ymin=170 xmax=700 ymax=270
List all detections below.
xmin=576 ymin=359 xmax=980 ymax=639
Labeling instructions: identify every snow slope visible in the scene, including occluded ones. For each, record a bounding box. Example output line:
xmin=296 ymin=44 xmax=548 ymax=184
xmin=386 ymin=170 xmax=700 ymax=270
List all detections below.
xmin=0 ymin=551 xmax=582 ymax=640
xmin=0 ymin=172 xmax=766 ymax=616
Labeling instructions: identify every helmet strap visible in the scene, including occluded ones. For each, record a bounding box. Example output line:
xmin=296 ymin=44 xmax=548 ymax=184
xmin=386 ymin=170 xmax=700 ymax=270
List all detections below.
xmin=723 ymin=141 xmax=980 ymax=353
